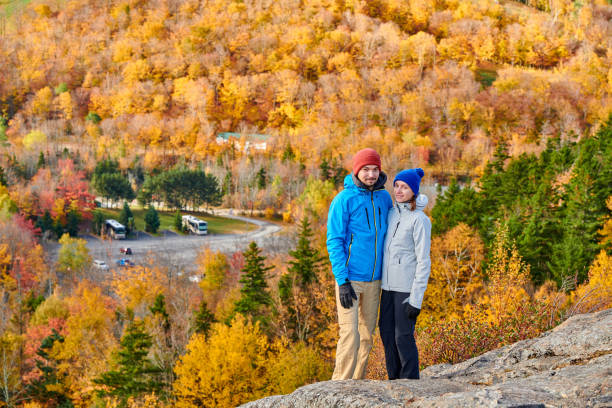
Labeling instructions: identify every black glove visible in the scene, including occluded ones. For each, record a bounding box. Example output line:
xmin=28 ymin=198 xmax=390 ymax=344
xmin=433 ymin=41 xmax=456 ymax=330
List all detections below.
xmin=339 ymin=282 xmax=358 ymax=309
xmin=404 ymin=302 xmax=421 ymax=319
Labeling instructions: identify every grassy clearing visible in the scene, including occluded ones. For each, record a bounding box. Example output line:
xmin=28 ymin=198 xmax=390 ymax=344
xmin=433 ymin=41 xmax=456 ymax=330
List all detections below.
xmin=97 ymin=208 xmax=257 ymax=236
xmin=475 ymin=69 xmax=498 ymax=88
xmin=1 ymin=0 xmax=32 ymax=18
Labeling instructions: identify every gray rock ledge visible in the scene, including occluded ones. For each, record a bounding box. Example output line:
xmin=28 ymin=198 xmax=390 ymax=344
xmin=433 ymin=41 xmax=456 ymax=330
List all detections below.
xmin=242 ymin=308 xmax=612 ymax=407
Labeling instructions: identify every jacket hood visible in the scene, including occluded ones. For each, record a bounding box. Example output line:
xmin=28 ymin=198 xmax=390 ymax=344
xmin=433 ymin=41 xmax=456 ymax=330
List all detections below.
xmin=397 ymin=194 xmax=428 ymax=211
xmin=345 ymin=172 xmax=388 ymax=191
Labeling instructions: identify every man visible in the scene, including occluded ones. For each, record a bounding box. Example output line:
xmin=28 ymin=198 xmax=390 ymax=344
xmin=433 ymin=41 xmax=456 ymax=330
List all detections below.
xmin=326 ymin=148 xmax=393 ymax=380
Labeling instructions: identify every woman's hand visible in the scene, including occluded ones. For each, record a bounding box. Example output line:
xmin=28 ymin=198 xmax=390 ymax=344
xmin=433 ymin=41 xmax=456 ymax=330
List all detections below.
xmin=404 ymin=302 xmax=421 ymax=319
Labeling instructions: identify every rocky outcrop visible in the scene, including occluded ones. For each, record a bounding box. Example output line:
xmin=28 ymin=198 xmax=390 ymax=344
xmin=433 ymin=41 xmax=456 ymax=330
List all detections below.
xmin=243 ymin=309 xmax=612 ymax=407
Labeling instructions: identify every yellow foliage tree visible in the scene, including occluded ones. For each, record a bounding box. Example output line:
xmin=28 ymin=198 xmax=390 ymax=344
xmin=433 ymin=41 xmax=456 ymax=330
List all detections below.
xmin=57 ymin=92 xmax=73 ymax=120
xmin=265 ymin=340 xmax=332 ymax=395
xmin=0 ymin=243 xmax=11 ymax=275
xmin=569 ymin=251 xmax=612 ymax=314
xmin=56 ymin=234 xmax=92 ymax=281
xmin=598 ymin=196 xmax=612 ymax=249
xmin=30 ymin=86 xmax=53 ymax=117
xmin=122 ymin=59 xmax=151 ymax=83
xmin=112 ymin=266 xmax=168 ymax=316
xmin=400 ymin=31 xmax=436 ymax=70
xmin=297 ymin=177 xmax=335 ymax=223
xmin=0 ymin=184 xmax=15 ymax=220
xmin=0 ymin=332 xmax=23 ymax=407
xmin=173 ymin=315 xmax=269 ymax=408
xmin=424 ymin=223 xmax=484 ymax=321
xmin=479 ymin=223 xmax=530 ymax=324
xmin=218 ymin=72 xmax=250 ymax=126
xmin=112 ymin=39 xmax=135 ymax=63
xmin=23 ymin=130 xmax=47 ymax=151
xmin=30 ymin=295 xmax=70 ymax=326
xmin=197 ymin=249 xmax=229 ymax=312
xmin=52 ymin=283 xmax=117 ymax=405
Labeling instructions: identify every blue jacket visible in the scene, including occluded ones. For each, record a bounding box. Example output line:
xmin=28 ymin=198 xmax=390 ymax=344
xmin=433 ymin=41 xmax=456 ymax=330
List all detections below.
xmin=327 ymin=173 xmax=393 ymax=286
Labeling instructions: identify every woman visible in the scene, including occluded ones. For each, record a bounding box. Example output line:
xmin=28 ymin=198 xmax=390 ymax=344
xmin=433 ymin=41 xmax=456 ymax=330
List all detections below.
xmin=379 ymin=168 xmax=431 ymax=380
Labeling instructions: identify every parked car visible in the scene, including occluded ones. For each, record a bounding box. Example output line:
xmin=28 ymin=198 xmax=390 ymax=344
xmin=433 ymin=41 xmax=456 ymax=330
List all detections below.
xmin=93 ymin=260 xmax=110 ymax=270
xmin=116 ymin=258 xmax=135 ymax=267
xmin=119 ymin=247 xmax=133 ymax=255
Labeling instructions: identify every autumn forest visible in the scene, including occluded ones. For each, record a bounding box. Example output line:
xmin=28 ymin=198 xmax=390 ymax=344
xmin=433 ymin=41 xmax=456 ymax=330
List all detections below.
xmin=0 ymin=0 xmax=611 ymax=406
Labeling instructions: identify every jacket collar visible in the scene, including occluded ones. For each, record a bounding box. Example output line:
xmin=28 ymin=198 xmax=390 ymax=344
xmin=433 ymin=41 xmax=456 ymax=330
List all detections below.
xmin=347 ymin=171 xmax=388 ymax=192
xmin=396 ymin=194 xmax=429 ymax=212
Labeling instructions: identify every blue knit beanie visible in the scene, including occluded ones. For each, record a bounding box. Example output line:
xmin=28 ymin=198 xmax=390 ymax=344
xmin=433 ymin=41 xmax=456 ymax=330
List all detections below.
xmin=394 ymin=168 xmax=424 ymax=196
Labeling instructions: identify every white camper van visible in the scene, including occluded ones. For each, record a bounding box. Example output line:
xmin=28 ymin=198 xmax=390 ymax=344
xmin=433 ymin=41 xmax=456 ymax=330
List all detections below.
xmin=181 ymin=215 xmax=208 ymax=235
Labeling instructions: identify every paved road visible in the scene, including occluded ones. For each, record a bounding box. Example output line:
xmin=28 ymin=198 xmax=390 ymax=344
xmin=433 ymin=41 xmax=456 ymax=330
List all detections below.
xmin=47 ymin=214 xmax=286 ymax=278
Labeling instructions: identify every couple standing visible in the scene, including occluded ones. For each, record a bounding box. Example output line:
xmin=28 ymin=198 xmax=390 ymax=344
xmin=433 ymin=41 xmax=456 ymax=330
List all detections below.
xmin=327 ymin=148 xmax=431 ymax=381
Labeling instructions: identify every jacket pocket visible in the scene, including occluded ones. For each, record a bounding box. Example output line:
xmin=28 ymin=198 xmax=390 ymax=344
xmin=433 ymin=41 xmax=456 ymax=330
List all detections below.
xmin=364 ymin=208 xmax=371 ymax=230
xmin=345 ymin=234 xmax=354 ymax=267
xmin=386 ymin=263 xmax=405 ymax=288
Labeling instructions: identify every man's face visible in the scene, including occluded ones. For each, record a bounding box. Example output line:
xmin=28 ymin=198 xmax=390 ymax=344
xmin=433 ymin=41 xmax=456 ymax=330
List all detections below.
xmin=357 ymin=165 xmax=380 ymax=187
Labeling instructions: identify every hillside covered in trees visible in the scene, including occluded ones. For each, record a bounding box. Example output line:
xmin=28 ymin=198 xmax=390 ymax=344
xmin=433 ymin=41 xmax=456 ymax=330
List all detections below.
xmin=1 ymin=0 xmax=611 ymax=175
xmin=0 ymin=0 xmax=611 ymax=407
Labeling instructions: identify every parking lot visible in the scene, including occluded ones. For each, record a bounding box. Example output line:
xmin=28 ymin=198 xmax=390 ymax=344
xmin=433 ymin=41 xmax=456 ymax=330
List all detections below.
xmin=48 ymin=214 xmax=285 ymax=279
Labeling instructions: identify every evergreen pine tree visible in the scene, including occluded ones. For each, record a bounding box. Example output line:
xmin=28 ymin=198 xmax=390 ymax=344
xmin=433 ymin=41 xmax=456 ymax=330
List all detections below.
xmin=287 ymin=216 xmax=324 ymax=287
xmin=0 ymin=165 xmax=6 ymax=186
xmin=37 ymin=151 xmax=46 ymax=169
xmin=53 ymin=218 xmax=65 ymax=239
xmin=492 ymin=138 xmax=510 ymax=172
xmin=65 ymin=208 xmax=80 ymax=237
xmin=319 ymin=157 xmax=331 ymax=180
xmin=24 ymin=291 xmax=45 ymax=313
xmin=550 ymin=120 xmax=612 ymax=284
xmin=144 ymin=206 xmax=160 ymax=233
xmin=92 ymin=210 xmax=105 ymax=235
xmin=0 ymin=116 xmax=6 ymax=141
xmin=330 ymin=156 xmax=346 ymax=187
xmin=149 ymin=294 xmax=170 ymax=334
xmin=477 ymin=139 xmax=510 ymax=224
xmin=234 ymin=242 xmax=273 ymax=327
xmin=222 ymin=171 xmax=232 ymax=196
xmin=279 ymin=216 xmax=325 ymax=341
xmin=516 ymin=182 xmax=561 ymax=284
xmin=28 ymin=329 xmax=74 ymax=407
xmin=36 ymin=210 xmax=54 ymax=234
xmin=193 ymin=300 xmax=216 ymax=337
xmin=173 ymin=210 xmax=182 ymax=232
xmin=119 ymin=202 xmax=133 ymax=233
xmin=93 ymin=320 xmax=163 ymax=406
xmin=281 ymin=142 xmax=295 ymax=162
xmin=256 ymin=167 xmax=267 ymax=189
xmin=430 ymin=179 xmax=480 ymax=236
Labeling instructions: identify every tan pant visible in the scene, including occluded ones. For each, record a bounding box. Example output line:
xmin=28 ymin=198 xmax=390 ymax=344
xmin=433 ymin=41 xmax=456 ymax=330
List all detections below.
xmin=332 ymin=280 xmax=381 ymax=380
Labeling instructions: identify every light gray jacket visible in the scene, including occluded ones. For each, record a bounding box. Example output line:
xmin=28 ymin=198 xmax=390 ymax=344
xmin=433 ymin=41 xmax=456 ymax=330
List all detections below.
xmin=381 ymin=194 xmax=431 ymax=309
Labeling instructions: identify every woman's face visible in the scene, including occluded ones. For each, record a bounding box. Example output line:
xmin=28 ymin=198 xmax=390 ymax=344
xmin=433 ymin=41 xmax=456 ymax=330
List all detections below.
xmin=394 ymin=180 xmax=414 ymax=203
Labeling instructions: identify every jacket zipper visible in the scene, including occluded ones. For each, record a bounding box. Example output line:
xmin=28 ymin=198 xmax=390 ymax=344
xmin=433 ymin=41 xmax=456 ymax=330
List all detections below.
xmin=371 ymin=192 xmax=378 ymax=280
xmin=392 ymin=222 xmax=400 ymax=237
xmin=345 ymin=234 xmax=354 ymax=266
xmin=387 ymin=206 xmax=400 ymax=286
xmin=364 ymin=208 xmax=371 ymax=230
